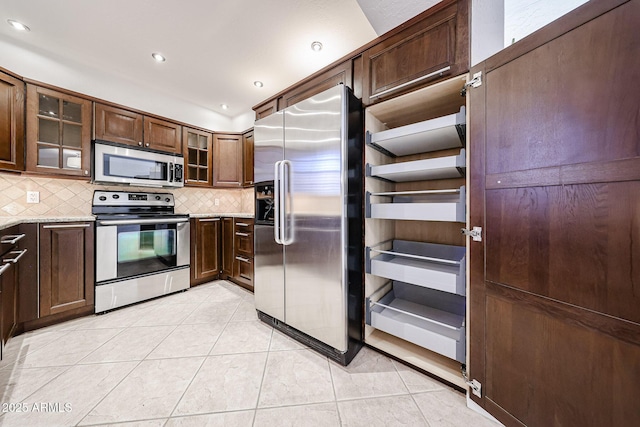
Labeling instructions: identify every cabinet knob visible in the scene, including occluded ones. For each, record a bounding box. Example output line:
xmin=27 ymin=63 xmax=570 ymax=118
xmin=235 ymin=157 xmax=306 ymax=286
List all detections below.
xmin=138 ymin=142 xmax=143 ymax=146
xmin=84 ymin=170 xmax=89 ymax=175
xmin=145 ymin=143 xmax=150 ymax=147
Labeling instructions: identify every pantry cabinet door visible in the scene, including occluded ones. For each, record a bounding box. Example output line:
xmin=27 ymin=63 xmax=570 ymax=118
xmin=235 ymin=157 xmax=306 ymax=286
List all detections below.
xmin=468 ymin=0 xmax=640 ymax=426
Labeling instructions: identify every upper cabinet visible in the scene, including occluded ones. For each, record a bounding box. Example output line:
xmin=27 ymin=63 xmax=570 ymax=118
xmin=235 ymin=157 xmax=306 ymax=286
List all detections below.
xmin=0 ymin=72 xmax=25 ymax=172
xmin=95 ymin=103 xmax=182 ymax=154
xmin=242 ymin=129 xmax=254 ymax=186
xmin=361 ymin=0 xmax=469 ymax=105
xmin=94 ymin=103 xmax=143 ymax=146
xmin=213 ymin=133 xmax=242 ymax=187
xmin=252 ymin=0 xmax=469 ymax=117
xmin=26 ymin=84 xmax=91 ymax=177
xmin=144 ymin=116 xmax=182 ymax=153
xmin=183 ymin=127 xmax=213 ymax=187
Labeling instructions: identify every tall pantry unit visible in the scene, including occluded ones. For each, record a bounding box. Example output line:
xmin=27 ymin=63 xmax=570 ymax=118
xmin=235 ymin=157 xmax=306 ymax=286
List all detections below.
xmin=363 ymin=74 xmax=470 ymax=389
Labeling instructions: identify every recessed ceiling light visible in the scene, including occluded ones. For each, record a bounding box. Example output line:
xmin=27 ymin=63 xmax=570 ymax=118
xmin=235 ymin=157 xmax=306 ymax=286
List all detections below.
xmin=7 ymin=19 xmax=30 ymax=32
xmin=311 ymin=41 xmax=323 ymax=52
xmin=220 ymin=104 xmax=229 ymax=110
xmin=253 ymin=81 xmax=264 ymax=88
xmin=151 ymin=53 xmax=166 ymax=62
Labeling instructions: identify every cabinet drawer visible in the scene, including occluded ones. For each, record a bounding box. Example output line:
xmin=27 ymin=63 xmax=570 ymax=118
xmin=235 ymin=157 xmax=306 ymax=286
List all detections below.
xmin=234 ymin=255 xmax=253 ymax=285
xmin=234 ymin=231 xmax=253 ymax=257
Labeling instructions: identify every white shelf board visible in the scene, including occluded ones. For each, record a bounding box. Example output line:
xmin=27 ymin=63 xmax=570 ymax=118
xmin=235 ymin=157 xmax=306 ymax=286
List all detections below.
xmin=371 ymin=253 xmax=465 ymax=296
xmin=368 ymin=149 xmax=465 ymax=182
xmin=368 ymin=292 xmax=465 ymax=363
xmin=368 ymin=107 xmax=465 ymax=157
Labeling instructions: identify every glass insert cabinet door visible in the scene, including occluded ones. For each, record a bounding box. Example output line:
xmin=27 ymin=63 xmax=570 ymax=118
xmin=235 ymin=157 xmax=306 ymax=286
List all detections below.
xmin=115 ymin=223 xmax=178 ymax=279
xmin=182 ymin=127 xmax=212 ymax=186
xmin=26 ymin=84 xmax=91 ymax=176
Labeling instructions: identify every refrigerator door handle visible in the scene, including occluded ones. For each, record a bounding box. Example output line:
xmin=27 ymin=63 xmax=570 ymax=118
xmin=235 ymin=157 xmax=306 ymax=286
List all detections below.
xmin=282 ymin=159 xmax=294 ymax=246
xmin=274 ymin=160 xmax=283 ymax=244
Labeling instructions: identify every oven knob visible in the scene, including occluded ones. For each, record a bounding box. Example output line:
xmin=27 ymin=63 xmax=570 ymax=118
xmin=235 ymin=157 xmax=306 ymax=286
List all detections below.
xmin=99 ymin=196 xmax=107 ymax=201
xmin=165 ymin=197 xmax=170 ymax=202
xmin=112 ymin=194 xmax=120 ymax=199
xmin=155 ymin=195 xmax=161 ymax=201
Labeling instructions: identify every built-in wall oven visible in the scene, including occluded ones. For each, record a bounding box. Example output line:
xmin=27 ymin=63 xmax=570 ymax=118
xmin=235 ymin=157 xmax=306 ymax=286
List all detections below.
xmin=92 ymin=190 xmax=189 ymax=313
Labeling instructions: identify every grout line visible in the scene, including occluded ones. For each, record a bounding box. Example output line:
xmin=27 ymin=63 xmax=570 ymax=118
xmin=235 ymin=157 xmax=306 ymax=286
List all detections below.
xmin=252 ymin=327 xmax=274 ymax=426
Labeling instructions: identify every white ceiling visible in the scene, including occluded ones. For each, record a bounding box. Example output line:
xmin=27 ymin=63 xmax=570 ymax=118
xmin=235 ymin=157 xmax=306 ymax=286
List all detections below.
xmin=0 ymin=0 xmax=437 ymax=130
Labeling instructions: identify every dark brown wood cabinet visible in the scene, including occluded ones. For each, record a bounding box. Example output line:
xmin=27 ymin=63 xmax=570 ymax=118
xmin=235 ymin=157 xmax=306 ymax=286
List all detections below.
xmin=213 ymin=133 xmax=242 ymax=187
xmin=361 ymin=0 xmax=468 ymax=105
xmin=94 ymin=103 xmax=143 ymax=146
xmin=221 ymin=217 xmax=234 ymax=278
xmin=39 ymin=222 xmax=94 ymax=317
xmin=230 ymin=218 xmax=254 ymax=291
xmin=26 ymin=85 xmax=92 ymax=177
xmin=279 ymin=60 xmax=353 ymax=109
xmin=0 ymin=225 xmax=23 ymax=348
xmin=94 ymin=103 xmax=182 ymax=154
xmin=183 ymin=127 xmax=213 ymax=186
xmin=144 ymin=116 xmax=182 ymax=153
xmin=242 ymin=129 xmax=254 ymax=186
xmin=254 ymin=99 xmax=277 ymax=120
xmin=467 ymin=1 xmax=640 ymax=425
xmin=0 ymin=71 xmax=25 ymax=172
xmin=190 ymin=217 xmax=221 ymax=286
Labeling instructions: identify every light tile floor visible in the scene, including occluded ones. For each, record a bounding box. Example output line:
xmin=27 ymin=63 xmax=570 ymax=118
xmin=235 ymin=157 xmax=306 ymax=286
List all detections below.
xmin=0 ymin=280 xmax=498 ymax=427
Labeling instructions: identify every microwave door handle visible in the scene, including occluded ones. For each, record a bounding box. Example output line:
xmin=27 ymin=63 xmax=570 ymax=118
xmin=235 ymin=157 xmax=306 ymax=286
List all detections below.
xmin=169 ymin=162 xmax=174 ymax=182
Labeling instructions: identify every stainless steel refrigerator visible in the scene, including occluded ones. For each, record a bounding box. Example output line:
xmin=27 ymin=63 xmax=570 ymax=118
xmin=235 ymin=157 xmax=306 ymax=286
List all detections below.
xmin=253 ymin=84 xmax=363 ymax=365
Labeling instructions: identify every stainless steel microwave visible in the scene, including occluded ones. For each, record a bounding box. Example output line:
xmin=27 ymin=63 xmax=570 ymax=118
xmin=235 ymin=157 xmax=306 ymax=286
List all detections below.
xmin=93 ymin=141 xmax=184 ymax=188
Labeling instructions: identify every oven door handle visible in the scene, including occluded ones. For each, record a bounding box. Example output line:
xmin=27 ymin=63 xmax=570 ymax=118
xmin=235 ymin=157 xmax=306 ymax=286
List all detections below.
xmin=98 ymin=218 xmax=189 ymax=226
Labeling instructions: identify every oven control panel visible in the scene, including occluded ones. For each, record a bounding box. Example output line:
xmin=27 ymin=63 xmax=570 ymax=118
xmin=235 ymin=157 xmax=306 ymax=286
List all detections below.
xmin=92 ymin=191 xmax=175 ymax=207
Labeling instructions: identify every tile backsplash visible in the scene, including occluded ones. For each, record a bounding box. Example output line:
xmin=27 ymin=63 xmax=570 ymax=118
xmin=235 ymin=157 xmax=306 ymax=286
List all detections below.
xmin=0 ymin=173 xmax=254 ymax=218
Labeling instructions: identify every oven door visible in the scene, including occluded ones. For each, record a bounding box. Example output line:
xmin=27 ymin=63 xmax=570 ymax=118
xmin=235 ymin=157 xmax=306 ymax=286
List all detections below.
xmin=95 ymin=217 xmax=189 ymax=283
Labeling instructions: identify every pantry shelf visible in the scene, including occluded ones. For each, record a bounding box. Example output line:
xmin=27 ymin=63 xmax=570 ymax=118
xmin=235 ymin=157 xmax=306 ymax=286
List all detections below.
xmin=366 ymin=240 xmax=465 ymax=296
xmin=366 ymin=107 xmax=465 ymax=157
xmin=366 ymin=186 xmax=465 ymax=222
xmin=365 ymin=281 xmax=466 ymax=363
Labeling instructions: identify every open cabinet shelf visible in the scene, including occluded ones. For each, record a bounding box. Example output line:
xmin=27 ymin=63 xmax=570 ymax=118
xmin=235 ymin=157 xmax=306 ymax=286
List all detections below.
xmin=366 ymin=107 xmax=465 ymax=157
xmin=366 ymin=281 xmax=466 ymax=363
xmin=363 ymin=73 xmax=469 ymax=388
xmin=366 ymin=240 xmax=466 ymax=296
xmin=366 ymin=186 xmax=465 ymax=222
xmin=366 ymin=149 xmax=466 ymax=182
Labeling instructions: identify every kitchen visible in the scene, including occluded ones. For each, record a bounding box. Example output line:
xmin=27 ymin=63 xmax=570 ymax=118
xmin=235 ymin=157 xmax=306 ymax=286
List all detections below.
xmin=0 ymin=0 xmax=638 ymax=426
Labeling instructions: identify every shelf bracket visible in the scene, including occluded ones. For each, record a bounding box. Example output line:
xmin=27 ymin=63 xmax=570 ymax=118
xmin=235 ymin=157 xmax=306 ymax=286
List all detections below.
xmin=461 ymin=226 xmax=482 ymax=242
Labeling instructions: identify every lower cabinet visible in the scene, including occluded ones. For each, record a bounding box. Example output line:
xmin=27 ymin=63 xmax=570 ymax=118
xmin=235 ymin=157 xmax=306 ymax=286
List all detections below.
xmin=190 ymin=217 xmax=221 ymax=286
xmin=221 ymin=217 xmax=235 ymax=278
xmin=1 ymin=256 xmax=17 ymax=347
xmin=231 ymin=218 xmax=254 ymax=291
xmin=39 ymin=222 xmax=94 ymax=317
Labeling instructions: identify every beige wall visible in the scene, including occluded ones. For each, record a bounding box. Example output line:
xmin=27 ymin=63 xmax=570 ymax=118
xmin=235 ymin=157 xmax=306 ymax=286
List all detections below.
xmin=0 ymin=172 xmax=254 ymax=218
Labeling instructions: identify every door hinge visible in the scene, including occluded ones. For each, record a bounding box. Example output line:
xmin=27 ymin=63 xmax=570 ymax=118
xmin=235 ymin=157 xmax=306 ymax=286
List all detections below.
xmin=462 ymin=365 xmax=482 ymax=398
xmin=461 ymin=226 xmax=482 ymax=242
xmin=460 ymin=72 xmax=483 ymax=96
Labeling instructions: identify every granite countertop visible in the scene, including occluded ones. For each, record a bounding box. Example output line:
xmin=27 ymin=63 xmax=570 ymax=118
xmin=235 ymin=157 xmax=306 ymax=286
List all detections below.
xmin=0 ymin=213 xmax=254 ymax=231
xmin=0 ymin=216 xmax=96 ymax=231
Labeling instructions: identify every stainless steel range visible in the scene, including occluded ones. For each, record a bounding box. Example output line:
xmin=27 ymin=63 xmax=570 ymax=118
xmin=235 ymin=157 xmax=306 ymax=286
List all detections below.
xmin=92 ymin=190 xmax=190 ymax=313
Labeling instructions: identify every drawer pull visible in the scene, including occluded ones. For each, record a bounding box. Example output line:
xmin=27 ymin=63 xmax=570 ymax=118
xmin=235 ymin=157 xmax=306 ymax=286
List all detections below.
xmin=3 ymin=249 xmax=27 ymax=263
xmin=370 ymin=66 xmax=452 ymax=100
xmin=1 ymin=234 xmax=25 ymax=244
xmin=235 ymin=222 xmax=250 ymax=227
xmin=235 ymin=232 xmax=250 ymax=237
xmin=43 ymin=223 xmax=91 ymax=229
xmin=235 ymin=256 xmax=251 ymax=263
xmin=198 ymin=218 xmax=221 ymax=222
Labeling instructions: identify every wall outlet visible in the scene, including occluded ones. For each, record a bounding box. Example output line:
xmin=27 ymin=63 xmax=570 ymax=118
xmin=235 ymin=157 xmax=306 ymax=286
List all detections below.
xmin=26 ymin=191 xmax=40 ymax=204
xmin=214 ymin=198 xmax=220 ymax=206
